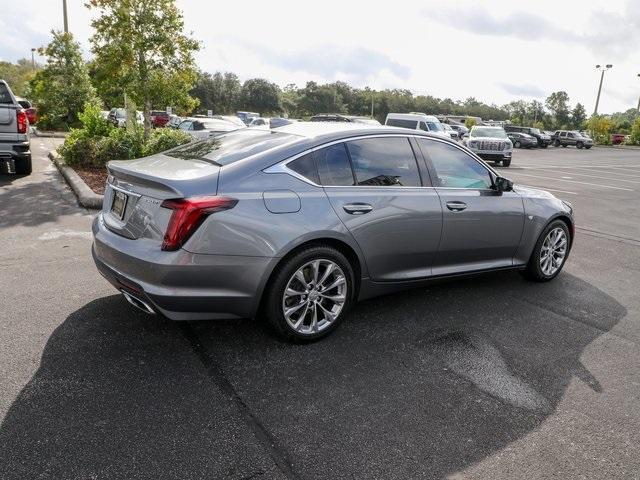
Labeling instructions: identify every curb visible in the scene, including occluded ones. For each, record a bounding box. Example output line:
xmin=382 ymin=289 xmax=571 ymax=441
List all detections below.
xmin=593 ymin=144 xmax=640 ymax=151
xmin=48 ymin=151 xmax=104 ymax=210
xmin=33 ymin=128 xmax=68 ymax=138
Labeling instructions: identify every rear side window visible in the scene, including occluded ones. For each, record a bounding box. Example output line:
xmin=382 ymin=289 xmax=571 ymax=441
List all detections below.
xmin=288 ymin=153 xmax=319 ymax=184
xmin=346 ymin=137 xmax=421 ymax=187
xmin=386 ymin=119 xmax=418 ymax=129
xmin=315 ymin=143 xmax=354 ymax=186
xmin=418 ymin=139 xmax=492 ymax=189
xmin=0 ymin=84 xmax=13 ymax=104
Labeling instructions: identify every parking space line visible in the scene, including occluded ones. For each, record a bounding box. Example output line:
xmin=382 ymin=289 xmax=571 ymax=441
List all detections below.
xmin=508 ymin=172 xmax=634 ymax=191
xmin=519 ymin=184 xmax=578 ymax=195
xmin=537 ymin=170 xmax=640 ymax=184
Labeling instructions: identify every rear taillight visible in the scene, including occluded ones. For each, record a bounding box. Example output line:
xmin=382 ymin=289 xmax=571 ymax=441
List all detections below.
xmin=16 ymin=109 xmax=28 ymax=134
xmin=160 ymin=196 xmax=238 ymax=251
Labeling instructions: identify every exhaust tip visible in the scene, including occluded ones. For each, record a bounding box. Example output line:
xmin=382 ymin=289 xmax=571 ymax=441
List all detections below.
xmin=121 ymin=290 xmax=155 ymax=315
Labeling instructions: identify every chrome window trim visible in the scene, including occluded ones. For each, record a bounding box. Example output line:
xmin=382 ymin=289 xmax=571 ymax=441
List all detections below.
xmin=264 ymin=133 xmax=493 ymax=189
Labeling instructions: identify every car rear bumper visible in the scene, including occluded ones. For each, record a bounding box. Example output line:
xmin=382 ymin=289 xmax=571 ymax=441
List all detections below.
xmin=92 ymin=214 xmax=274 ymax=320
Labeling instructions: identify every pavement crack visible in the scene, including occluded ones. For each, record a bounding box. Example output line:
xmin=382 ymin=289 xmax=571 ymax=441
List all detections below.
xmin=179 ymin=323 xmax=302 ymax=480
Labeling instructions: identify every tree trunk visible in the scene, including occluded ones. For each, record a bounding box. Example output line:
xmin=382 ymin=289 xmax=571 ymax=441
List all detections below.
xmin=143 ymin=100 xmax=151 ymax=140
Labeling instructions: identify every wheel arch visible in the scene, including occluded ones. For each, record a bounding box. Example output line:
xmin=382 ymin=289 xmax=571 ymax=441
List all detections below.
xmin=252 ymin=235 xmax=365 ymax=318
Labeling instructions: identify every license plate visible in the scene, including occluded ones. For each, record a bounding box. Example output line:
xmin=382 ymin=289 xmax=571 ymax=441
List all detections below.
xmin=110 ymin=190 xmax=128 ymax=220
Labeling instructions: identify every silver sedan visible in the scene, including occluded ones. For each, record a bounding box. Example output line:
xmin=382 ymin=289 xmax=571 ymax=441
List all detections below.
xmin=92 ymin=123 xmax=574 ymax=341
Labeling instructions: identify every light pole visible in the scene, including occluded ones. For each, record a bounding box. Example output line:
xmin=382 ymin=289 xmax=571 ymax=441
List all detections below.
xmin=593 ymin=64 xmax=612 ymax=115
xmin=30 ymin=48 xmax=36 ymax=69
xmin=62 ymin=0 xmax=69 ymax=33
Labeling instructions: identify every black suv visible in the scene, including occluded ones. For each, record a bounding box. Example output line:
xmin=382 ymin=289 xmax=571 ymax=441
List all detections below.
xmin=552 ymin=130 xmax=593 ymax=149
xmin=504 ymin=125 xmax=551 ymax=148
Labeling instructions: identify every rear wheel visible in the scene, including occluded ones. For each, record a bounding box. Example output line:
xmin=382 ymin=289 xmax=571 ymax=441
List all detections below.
xmin=264 ymin=246 xmax=355 ymax=342
xmin=14 ymin=155 xmax=32 ymax=175
xmin=554 ymin=139 xmax=561 ymax=147
xmin=521 ymin=220 xmax=570 ymax=282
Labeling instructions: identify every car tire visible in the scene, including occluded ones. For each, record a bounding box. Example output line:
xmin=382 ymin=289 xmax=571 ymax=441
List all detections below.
xmin=514 ymin=141 xmax=521 ymax=148
xmin=561 ymin=144 xmax=568 ymax=148
xmin=554 ymin=140 xmax=561 ymax=147
xmin=14 ymin=155 xmax=32 ymax=175
xmin=576 ymin=142 xmax=583 ymax=149
xmin=502 ymin=158 xmax=511 ymax=167
xmin=585 ymin=145 xmax=592 ymax=149
xmin=264 ymin=245 xmax=355 ymax=342
xmin=521 ymin=219 xmax=571 ymax=282
xmin=543 ymin=144 xmax=549 ymax=149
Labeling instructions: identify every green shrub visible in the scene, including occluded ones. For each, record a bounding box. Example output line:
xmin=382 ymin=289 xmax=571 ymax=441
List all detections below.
xmin=142 ymin=129 xmax=192 ymax=157
xmin=59 ymin=103 xmax=192 ymax=167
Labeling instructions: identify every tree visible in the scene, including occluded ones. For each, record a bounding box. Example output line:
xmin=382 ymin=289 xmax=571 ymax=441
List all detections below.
xmin=571 ymin=103 xmax=587 ymax=129
xmin=0 ymin=59 xmax=40 ymax=97
xmin=586 ymin=115 xmax=613 ymax=144
xmin=29 ymin=31 xmax=97 ymax=130
xmin=190 ymin=71 xmax=241 ymax=114
xmin=545 ymin=91 xmax=571 ymax=128
xmin=239 ymin=78 xmax=281 ymax=114
xmin=87 ymin=0 xmax=200 ymax=137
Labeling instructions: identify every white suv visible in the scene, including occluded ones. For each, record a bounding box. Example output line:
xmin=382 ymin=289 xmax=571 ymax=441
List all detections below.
xmin=385 ymin=112 xmax=450 ymax=139
xmin=463 ymin=126 xmax=513 ymax=167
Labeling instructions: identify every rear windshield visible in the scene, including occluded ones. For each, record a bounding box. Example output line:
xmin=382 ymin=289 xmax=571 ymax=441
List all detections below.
xmin=386 ymin=119 xmax=418 ymax=129
xmin=166 ymin=129 xmax=298 ymax=166
xmin=0 ymin=83 xmax=14 ymax=104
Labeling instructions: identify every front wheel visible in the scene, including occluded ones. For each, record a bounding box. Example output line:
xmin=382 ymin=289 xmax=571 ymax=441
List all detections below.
xmin=264 ymin=246 xmax=355 ymax=342
xmin=521 ymin=220 xmax=570 ymax=282
xmin=585 ymin=145 xmax=592 ymax=149
xmin=514 ymin=141 xmax=521 ymax=148
xmin=576 ymin=142 xmax=584 ymax=149
xmin=554 ymin=139 xmax=561 ymax=147
xmin=502 ymin=158 xmax=511 ymax=167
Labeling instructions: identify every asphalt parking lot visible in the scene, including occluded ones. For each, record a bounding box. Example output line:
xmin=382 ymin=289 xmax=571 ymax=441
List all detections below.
xmin=1 ymin=142 xmax=640 ymax=479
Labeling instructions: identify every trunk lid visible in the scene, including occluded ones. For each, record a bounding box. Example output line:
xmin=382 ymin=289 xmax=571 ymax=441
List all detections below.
xmin=103 ymin=153 xmax=220 ymax=241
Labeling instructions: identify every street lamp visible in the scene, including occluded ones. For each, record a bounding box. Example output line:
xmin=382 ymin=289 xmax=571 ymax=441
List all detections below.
xmin=593 ymin=64 xmax=612 ymax=115
xmin=30 ymin=48 xmax=36 ymax=69
xmin=62 ymin=0 xmax=69 ymax=33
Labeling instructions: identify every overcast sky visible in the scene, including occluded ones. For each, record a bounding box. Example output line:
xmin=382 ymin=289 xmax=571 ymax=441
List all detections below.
xmin=1 ymin=0 xmax=639 ymax=114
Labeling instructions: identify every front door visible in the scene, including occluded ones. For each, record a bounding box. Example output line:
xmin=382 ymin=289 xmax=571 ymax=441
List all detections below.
xmin=416 ymin=138 xmax=525 ymax=275
xmin=316 ymin=136 xmax=443 ymax=282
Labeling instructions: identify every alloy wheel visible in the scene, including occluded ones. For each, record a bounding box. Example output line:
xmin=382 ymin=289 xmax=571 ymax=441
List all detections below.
xmin=282 ymin=259 xmax=347 ymax=335
xmin=539 ymin=227 xmax=568 ymax=276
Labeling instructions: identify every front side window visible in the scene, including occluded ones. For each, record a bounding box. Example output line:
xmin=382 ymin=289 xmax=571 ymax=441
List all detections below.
xmin=346 ymin=137 xmax=421 ymax=187
xmin=315 ymin=143 xmax=354 ymax=186
xmin=418 ymin=139 xmax=492 ymax=189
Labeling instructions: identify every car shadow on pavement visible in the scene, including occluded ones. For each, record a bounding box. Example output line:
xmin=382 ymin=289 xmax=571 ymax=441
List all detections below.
xmin=0 ymin=271 xmax=625 ymax=479
xmin=0 ymin=169 xmax=83 ymax=229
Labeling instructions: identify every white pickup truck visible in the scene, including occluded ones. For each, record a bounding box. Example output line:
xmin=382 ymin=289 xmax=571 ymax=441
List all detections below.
xmin=0 ymin=80 xmax=31 ymax=175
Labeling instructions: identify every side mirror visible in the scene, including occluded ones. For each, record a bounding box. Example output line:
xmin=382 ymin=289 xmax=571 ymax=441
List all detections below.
xmin=494 ymin=176 xmax=513 ymax=192
xmin=462 ymin=133 xmax=470 ymax=139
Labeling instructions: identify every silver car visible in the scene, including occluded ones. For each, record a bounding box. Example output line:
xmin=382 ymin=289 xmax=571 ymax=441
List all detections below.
xmin=92 ymin=123 xmax=574 ymax=341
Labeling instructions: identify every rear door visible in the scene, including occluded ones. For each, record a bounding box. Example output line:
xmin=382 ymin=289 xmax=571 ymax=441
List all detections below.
xmin=319 ymin=135 xmax=442 ymax=281
xmin=416 ymin=138 xmax=524 ymax=275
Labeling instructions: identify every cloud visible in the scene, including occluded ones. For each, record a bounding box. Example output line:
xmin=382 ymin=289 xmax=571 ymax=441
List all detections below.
xmin=498 ymin=83 xmax=545 ymax=98
xmin=426 ymin=1 xmax=640 ymax=61
xmin=252 ymin=44 xmax=410 ymax=84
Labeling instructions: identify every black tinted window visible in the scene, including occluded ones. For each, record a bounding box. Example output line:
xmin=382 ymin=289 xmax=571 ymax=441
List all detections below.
xmin=418 ymin=139 xmax=492 ymax=189
xmin=347 ymin=137 xmax=421 ymax=187
xmin=315 ymin=143 xmax=354 ymax=186
xmin=386 ymin=119 xmax=418 ymax=129
xmin=0 ymin=84 xmax=13 ymax=104
xmin=288 ymin=153 xmax=319 ymax=184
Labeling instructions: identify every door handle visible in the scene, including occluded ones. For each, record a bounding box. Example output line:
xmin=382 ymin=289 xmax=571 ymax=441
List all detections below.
xmin=446 ymin=201 xmax=467 ymax=212
xmin=343 ymin=203 xmax=373 ymax=215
